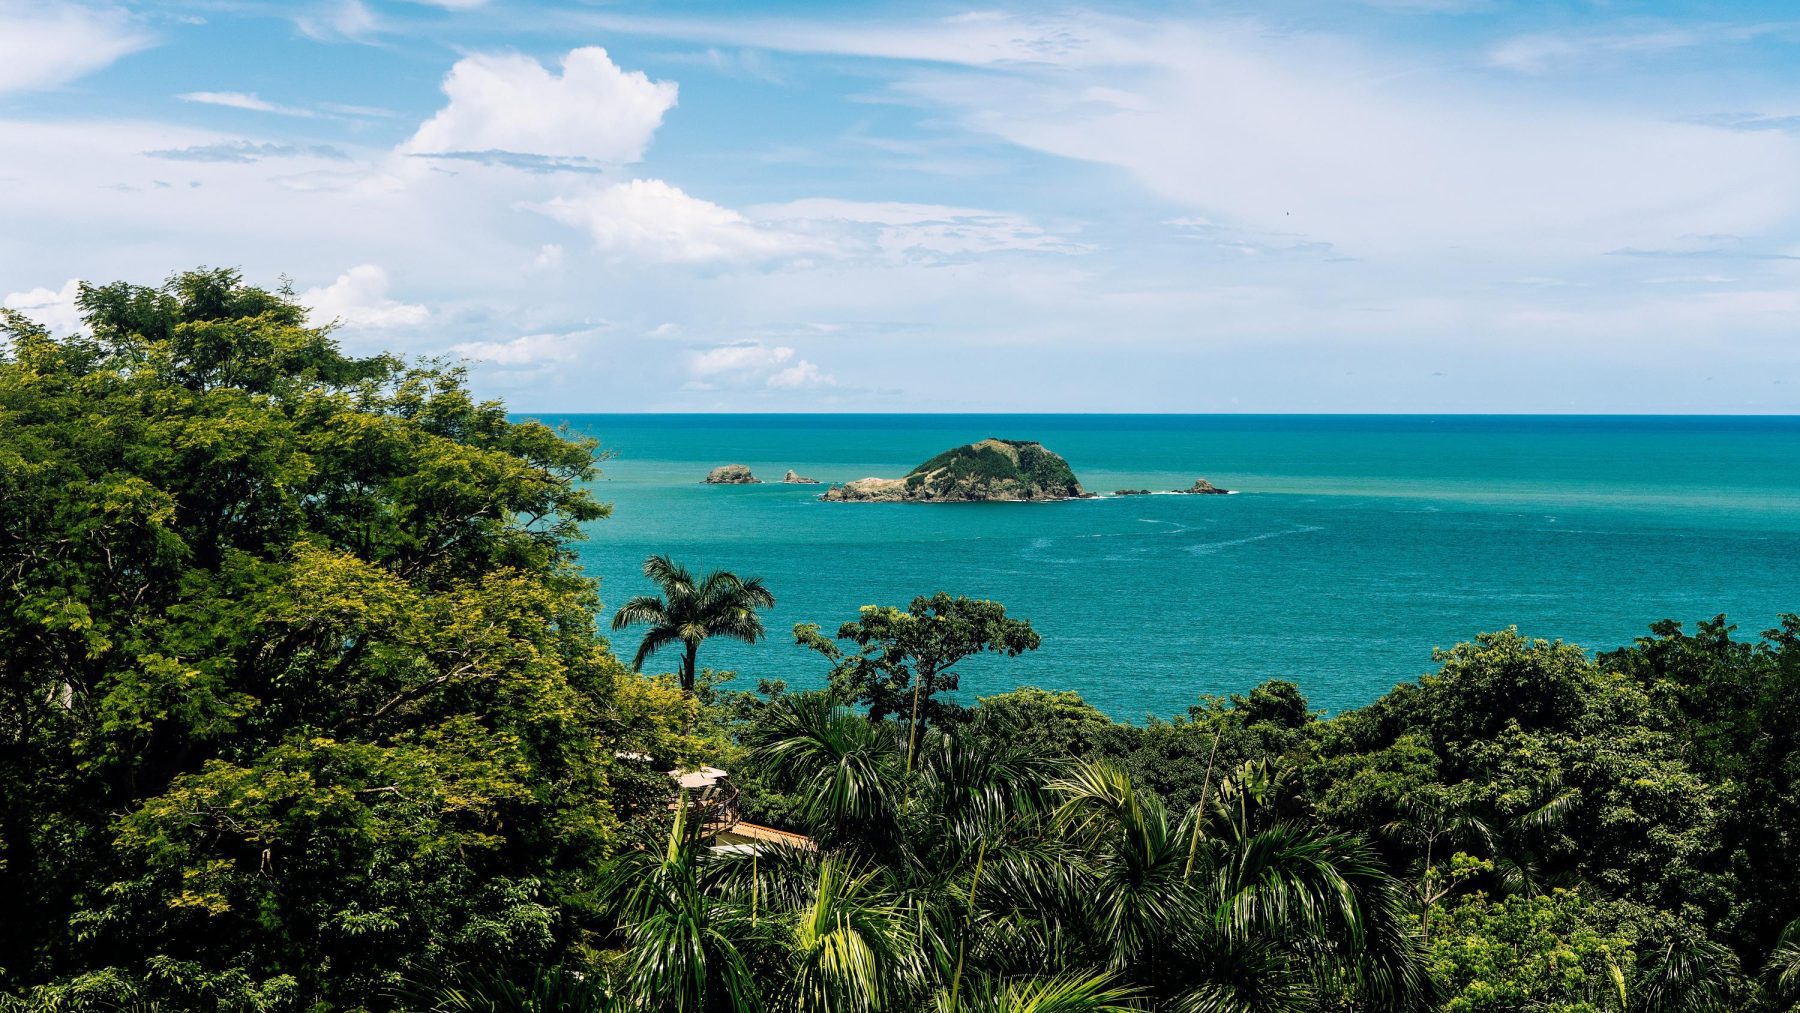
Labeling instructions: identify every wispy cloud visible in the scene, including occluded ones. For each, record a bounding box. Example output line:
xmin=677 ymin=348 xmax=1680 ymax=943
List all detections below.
xmin=1487 ymin=22 xmax=1799 ymax=75
xmin=178 ymin=91 xmax=315 ymax=117
xmin=294 ymin=0 xmax=380 ymax=43
xmin=143 ymin=141 xmax=349 ymax=163
xmin=0 ymin=2 xmax=153 ymax=95
xmin=1606 ymin=235 xmax=1800 ymax=261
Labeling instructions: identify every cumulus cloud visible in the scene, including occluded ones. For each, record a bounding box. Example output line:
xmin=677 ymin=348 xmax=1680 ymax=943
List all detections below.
xmin=300 ymin=265 xmax=429 ymax=329
xmin=767 ymin=359 xmax=832 ymax=389
xmin=689 ymin=340 xmax=834 ymax=389
xmin=0 ymin=2 xmax=153 ymax=95
xmin=402 ymin=48 xmax=677 ymax=167
xmin=3 ymin=278 xmax=84 ymax=334
xmin=539 ymin=179 xmax=823 ymax=264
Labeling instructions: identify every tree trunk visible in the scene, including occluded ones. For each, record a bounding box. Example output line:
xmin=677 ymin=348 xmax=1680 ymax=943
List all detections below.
xmin=681 ymin=641 xmax=700 ymax=734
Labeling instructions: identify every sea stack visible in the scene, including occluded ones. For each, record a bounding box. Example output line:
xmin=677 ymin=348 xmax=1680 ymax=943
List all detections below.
xmin=822 ymin=438 xmax=1086 ymax=502
xmin=1175 ymin=477 xmax=1229 ymax=495
xmin=782 ymin=469 xmax=821 ymax=484
xmin=704 ymin=464 xmax=761 ymax=484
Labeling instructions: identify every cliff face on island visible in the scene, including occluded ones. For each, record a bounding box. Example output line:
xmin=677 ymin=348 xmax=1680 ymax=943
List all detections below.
xmin=821 ymin=438 xmax=1086 ymax=502
xmin=704 ymin=465 xmax=760 ymax=484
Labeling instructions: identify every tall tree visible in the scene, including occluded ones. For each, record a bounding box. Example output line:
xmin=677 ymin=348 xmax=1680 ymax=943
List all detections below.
xmin=612 ymin=555 xmax=776 ymax=695
xmin=0 ymin=270 xmax=690 ymax=1010
xmin=796 ymin=593 xmax=1039 ymax=770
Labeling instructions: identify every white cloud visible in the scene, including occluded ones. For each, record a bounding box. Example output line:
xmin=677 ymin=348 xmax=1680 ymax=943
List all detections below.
xmin=753 ymin=198 xmax=1090 ymax=258
xmin=3 ymin=278 xmax=84 ymax=334
xmin=689 ymin=340 xmax=834 ymax=388
xmin=178 ymin=91 xmax=317 ymax=117
xmin=767 ymin=359 xmax=832 ymax=389
xmin=1487 ymin=23 xmax=1793 ymax=75
xmin=0 ymin=2 xmax=152 ymax=95
xmin=453 ymin=331 xmax=581 ymax=365
xmin=539 ymin=179 xmax=822 ymax=264
xmin=402 ymin=48 xmax=677 ymax=167
xmin=300 ymin=265 xmax=429 ymax=329
xmin=879 ymin=20 xmax=1800 ymax=258
xmin=295 ymin=0 xmax=379 ymax=42
xmin=535 ymin=189 xmax=1087 ymax=269
xmin=578 ymin=10 xmax=1138 ymax=68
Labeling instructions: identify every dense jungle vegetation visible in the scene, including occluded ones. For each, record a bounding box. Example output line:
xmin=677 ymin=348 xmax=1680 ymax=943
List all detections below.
xmin=2 ymin=272 xmax=1797 ymax=1011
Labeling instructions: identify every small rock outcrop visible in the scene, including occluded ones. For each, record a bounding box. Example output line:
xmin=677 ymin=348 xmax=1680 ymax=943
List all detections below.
xmin=1114 ymin=489 xmax=1152 ymax=496
xmin=704 ymin=464 xmax=761 ymax=485
xmin=822 ymin=438 xmax=1086 ymax=503
xmin=1175 ymin=477 xmax=1229 ymax=495
xmin=782 ymin=469 xmax=821 ymax=484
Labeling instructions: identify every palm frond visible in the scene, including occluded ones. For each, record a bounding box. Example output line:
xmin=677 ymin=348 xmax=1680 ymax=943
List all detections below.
xmin=939 ymin=971 xmax=1140 ymax=1013
xmin=627 ymin=624 xmax=682 ymax=674
xmin=1638 ymin=936 xmax=1740 ymax=1013
xmin=1767 ymin=917 xmax=1800 ymax=998
xmin=788 ymin=856 xmax=922 ymax=1013
xmin=641 ymin=553 xmax=697 ymax=599
xmin=400 ymin=965 xmax=623 ymax=1012
xmin=611 ymin=594 xmax=670 ymax=631
xmin=752 ymin=695 xmax=903 ymax=842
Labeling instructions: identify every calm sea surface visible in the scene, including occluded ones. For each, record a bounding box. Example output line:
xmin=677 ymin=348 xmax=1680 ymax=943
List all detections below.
xmin=528 ymin=415 xmax=1800 ymax=718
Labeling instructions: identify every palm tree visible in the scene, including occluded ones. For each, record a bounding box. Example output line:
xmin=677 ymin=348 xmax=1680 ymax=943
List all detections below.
xmin=612 ymin=555 xmax=775 ymax=695
xmin=599 ymin=793 xmax=761 ymax=1013
xmin=1048 ymin=759 xmax=1431 ymax=1011
xmin=1765 ymin=917 xmax=1800 ymax=1006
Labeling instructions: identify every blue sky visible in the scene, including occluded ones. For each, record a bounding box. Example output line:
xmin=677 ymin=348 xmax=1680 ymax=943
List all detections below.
xmin=2 ymin=0 xmax=1797 ymax=411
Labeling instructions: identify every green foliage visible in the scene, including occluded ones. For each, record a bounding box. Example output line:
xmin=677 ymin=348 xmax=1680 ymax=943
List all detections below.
xmin=0 ymin=270 xmax=691 ymax=1010
xmin=796 ymin=593 xmax=1040 ymax=754
xmin=902 ymin=439 xmax=1078 ymax=494
xmin=1429 ymin=890 xmax=1634 ymax=1013
xmin=7 ymin=268 xmax=1800 ymax=1012
xmin=400 ymin=965 xmax=621 ymax=1012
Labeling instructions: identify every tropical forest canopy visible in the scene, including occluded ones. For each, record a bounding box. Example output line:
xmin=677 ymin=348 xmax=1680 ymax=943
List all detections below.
xmin=1 ymin=271 xmax=1797 ymax=1012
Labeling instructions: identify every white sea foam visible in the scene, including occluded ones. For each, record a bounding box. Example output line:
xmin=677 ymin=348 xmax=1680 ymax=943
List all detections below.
xmin=1186 ymin=524 xmax=1324 ymax=555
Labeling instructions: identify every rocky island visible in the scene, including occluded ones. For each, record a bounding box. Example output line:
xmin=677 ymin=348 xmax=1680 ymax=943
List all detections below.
xmin=1176 ymin=477 xmax=1229 ymax=495
xmin=821 ymin=438 xmax=1086 ymax=503
xmin=782 ymin=469 xmax=821 ymax=484
xmin=703 ymin=464 xmax=760 ymax=484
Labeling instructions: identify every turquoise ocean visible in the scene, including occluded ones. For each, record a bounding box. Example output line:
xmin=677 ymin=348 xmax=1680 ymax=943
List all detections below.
xmin=532 ymin=415 xmax=1800 ymax=719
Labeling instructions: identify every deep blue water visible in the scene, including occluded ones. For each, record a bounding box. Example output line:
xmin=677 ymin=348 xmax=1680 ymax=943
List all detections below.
xmin=527 ymin=415 xmax=1800 ymax=719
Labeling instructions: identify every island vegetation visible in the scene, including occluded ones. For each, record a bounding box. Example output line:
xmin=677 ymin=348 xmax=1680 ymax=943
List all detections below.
xmin=821 ymin=438 xmax=1087 ymax=502
xmin=2 ymin=272 xmax=1798 ymax=1012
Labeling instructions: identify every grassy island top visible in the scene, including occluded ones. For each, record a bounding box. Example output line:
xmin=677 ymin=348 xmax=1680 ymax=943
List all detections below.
xmin=903 ymin=437 xmax=1083 ymax=493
